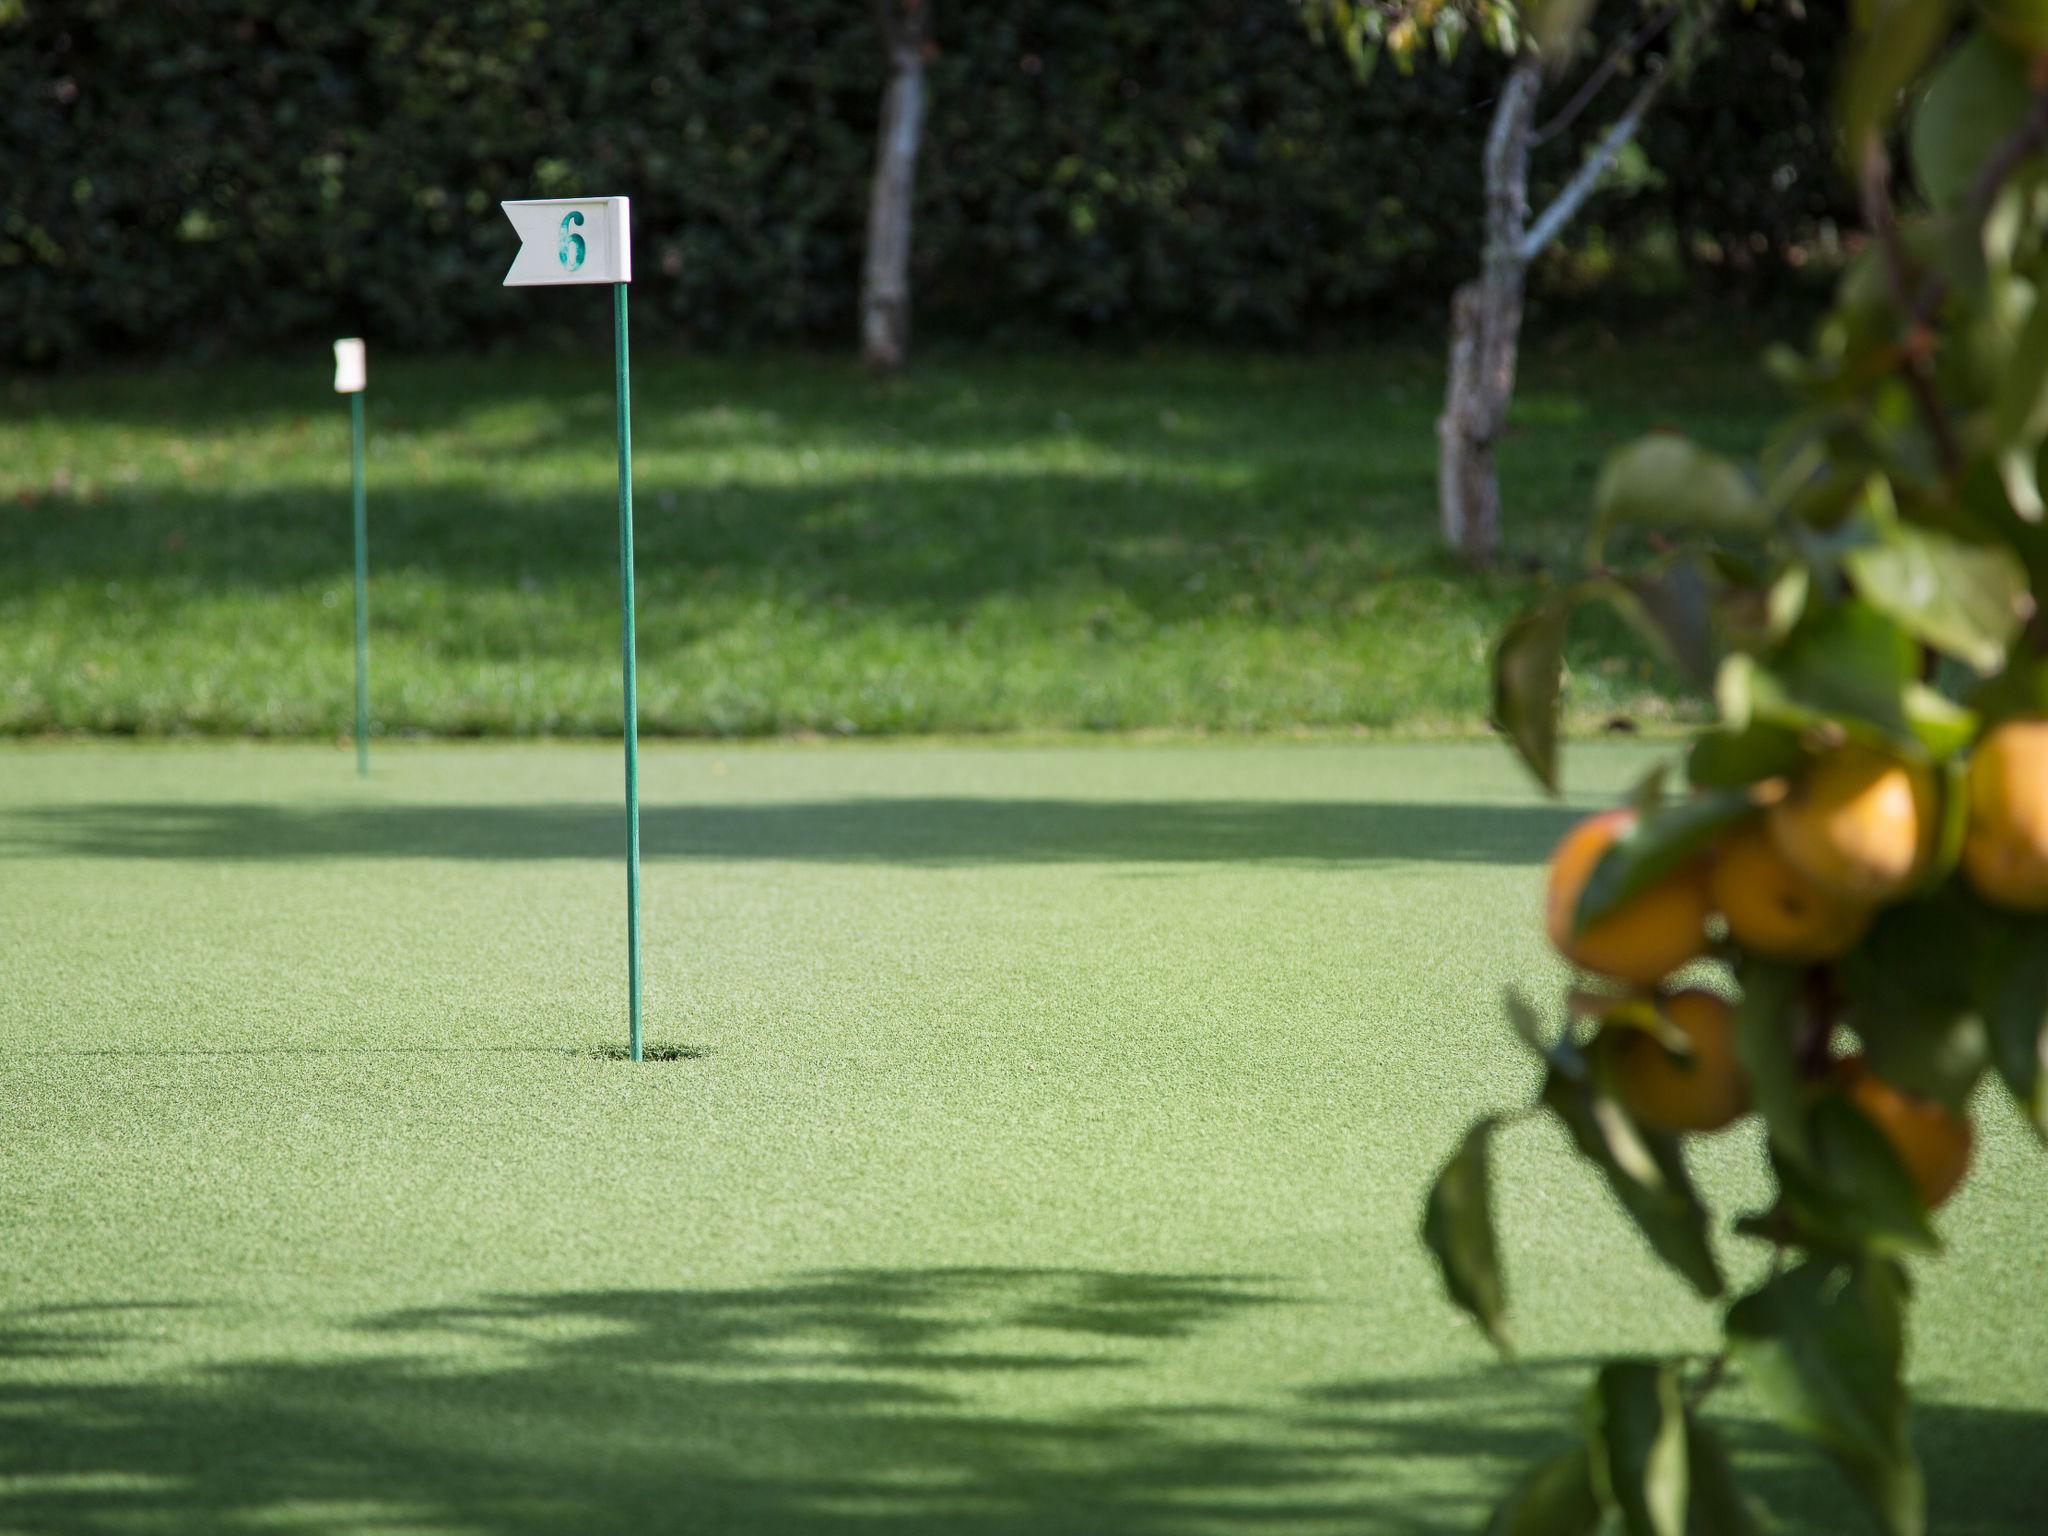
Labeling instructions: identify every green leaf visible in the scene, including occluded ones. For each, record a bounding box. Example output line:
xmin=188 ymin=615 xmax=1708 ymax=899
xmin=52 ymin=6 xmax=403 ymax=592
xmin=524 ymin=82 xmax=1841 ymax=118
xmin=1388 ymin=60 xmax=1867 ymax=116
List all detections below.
xmin=1845 ymin=0 xmax=1957 ymax=162
xmin=1599 ymin=564 xmax=1718 ymax=692
xmin=1996 ymin=443 xmax=2044 ymax=524
xmin=1726 ymin=1259 xmax=1925 ymax=1536
xmin=1840 ymin=893 xmax=1988 ymax=1111
xmin=1573 ymin=790 xmax=1754 ymax=935
xmin=1909 ymin=30 xmax=2039 ymax=210
xmin=1766 ymin=564 xmax=1811 ymax=646
xmin=1688 ymin=721 xmax=1807 ymax=789
xmin=1483 ymin=1443 xmax=1606 ymax=1536
xmin=1768 ymin=600 xmax=1922 ymax=744
xmin=1493 ymin=602 xmax=1569 ymax=794
xmin=1777 ymin=1095 xmax=1942 ymax=1255
xmin=1901 ymin=685 xmax=1980 ymax=760
xmin=1844 ymin=522 xmax=2028 ymax=673
xmin=1965 ymin=653 xmax=2048 ymax=725
xmin=1927 ymin=750 xmax=1973 ymax=884
xmin=1682 ymin=1413 xmax=1766 ymax=1536
xmin=1992 ymin=265 xmax=2048 ymax=456
xmin=1505 ymin=988 xmax=1565 ymax=1065
xmin=1588 ymin=1361 xmax=1688 ymax=1536
xmin=1593 ymin=435 xmax=1765 ymax=545
xmin=1421 ymin=1118 xmax=1509 ymax=1351
xmin=1980 ymin=917 xmax=2048 ymax=1140
xmin=1525 ymin=0 xmax=1597 ymax=58
xmin=1733 ymin=958 xmax=1810 ymax=1166
xmin=1542 ymin=1068 xmax=1724 ymax=1299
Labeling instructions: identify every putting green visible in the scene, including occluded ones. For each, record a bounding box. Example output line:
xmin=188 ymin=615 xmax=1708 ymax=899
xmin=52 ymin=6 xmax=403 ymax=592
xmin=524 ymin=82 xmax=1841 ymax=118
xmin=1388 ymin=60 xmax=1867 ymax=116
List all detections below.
xmin=2 ymin=741 xmax=2042 ymax=1533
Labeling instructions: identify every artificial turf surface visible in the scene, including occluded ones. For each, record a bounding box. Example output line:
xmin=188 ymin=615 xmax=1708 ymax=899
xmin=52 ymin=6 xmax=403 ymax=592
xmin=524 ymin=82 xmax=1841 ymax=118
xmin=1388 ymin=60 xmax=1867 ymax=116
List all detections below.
xmin=0 ymin=341 xmax=1767 ymax=739
xmin=2 ymin=739 xmax=2044 ymax=1534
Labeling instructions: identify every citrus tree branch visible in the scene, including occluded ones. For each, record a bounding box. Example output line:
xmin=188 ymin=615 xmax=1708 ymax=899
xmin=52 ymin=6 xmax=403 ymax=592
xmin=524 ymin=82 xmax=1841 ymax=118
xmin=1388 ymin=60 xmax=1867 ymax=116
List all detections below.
xmin=1968 ymin=83 xmax=2048 ymax=225
xmin=1859 ymin=140 xmax=1964 ymax=481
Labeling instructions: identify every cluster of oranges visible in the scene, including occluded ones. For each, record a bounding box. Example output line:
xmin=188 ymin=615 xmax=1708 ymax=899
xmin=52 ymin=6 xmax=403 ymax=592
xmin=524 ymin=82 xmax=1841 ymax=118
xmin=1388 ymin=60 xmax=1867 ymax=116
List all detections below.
xmin=1541 ymin=718 xmax=2048 ymax=1209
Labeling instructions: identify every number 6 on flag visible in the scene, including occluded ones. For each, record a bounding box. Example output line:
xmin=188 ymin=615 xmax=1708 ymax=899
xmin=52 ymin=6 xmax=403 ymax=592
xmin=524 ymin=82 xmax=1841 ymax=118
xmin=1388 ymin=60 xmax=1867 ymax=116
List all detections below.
xmin=501 ymin=197 xmax=630 ymax=286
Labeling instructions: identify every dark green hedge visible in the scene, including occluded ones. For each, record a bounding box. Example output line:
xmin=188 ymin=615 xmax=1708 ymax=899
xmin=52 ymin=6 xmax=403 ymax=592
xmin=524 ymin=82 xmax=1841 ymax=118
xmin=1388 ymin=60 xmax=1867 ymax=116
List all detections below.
xmin=2 ymin=1 xmax=1846 ymax=364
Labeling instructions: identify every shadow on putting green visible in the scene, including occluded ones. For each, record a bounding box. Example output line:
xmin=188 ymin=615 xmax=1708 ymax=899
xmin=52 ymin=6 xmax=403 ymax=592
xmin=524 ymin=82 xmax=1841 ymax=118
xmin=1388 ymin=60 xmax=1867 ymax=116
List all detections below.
xmin=4 ymin=797 xmax=1580 ymax=868
xmin=2 ymin=1270 xmax=2041 ymax=1535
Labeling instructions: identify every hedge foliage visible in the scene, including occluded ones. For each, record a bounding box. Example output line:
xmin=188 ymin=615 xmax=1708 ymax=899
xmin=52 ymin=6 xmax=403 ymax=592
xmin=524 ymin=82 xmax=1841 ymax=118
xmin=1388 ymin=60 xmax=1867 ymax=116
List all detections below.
xmin=2 ymin=1 xmax=1846 ymax=363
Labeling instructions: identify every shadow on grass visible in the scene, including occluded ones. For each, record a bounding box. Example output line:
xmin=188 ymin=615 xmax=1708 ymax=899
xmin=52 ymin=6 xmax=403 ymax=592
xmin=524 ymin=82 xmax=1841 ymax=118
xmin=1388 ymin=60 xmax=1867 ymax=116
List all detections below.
xmin=3 ymin=797 xmax=1580 ymax=867
xmin=2 ymin=1270 xmax=2040 ymax=1535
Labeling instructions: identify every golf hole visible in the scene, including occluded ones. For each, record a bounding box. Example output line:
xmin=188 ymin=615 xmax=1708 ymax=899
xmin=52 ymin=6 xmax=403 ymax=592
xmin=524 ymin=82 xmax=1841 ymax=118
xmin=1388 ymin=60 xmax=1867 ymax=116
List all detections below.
xmin=591 ymin=1044 xmax=708 ymax=1064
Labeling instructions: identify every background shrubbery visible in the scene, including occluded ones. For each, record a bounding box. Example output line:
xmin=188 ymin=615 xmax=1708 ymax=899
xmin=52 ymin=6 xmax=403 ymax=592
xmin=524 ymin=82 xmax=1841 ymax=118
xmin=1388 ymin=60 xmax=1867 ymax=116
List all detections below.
xmin=3 ymin=0 xmax=1844 ymax=364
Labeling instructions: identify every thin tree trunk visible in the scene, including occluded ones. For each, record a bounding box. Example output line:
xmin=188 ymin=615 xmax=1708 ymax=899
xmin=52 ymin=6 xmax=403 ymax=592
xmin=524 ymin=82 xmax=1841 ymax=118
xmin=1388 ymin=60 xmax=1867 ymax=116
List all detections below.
xmin=1438 ymin=54 xmax=1541 ymax=568
xmin=861 ymin=0 xmax=929 ymax=372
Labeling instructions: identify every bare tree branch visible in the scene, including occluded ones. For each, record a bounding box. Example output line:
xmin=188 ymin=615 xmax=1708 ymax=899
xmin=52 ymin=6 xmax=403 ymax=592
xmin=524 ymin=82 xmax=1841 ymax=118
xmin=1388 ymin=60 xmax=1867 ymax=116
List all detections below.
xmin=1532 ymin=3 xmax=1679 ymax=147
xmin=1516 ymin=60 xmax=1669 ymax=264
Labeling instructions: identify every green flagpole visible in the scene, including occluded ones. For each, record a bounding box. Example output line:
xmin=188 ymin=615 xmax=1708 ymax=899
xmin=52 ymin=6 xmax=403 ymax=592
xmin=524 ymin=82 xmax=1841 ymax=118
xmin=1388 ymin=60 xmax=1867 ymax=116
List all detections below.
xmin=350 ymin=390 xmax=369 ymax=778
xmin=613 ymin=280 xmax=644 ymax=1062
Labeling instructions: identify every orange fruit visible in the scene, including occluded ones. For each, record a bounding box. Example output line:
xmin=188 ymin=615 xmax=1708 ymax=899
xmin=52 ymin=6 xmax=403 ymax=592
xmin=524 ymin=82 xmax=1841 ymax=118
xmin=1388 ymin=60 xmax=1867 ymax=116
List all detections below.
xmin=1710 ymin=817 xmax=1873 ymax=961
xmin=1768 ymin=744 xmax=1936 ymax=902
xmin=1608 ymin=990 xmax=1747 ymax=1134
xmin=1841 ymin=1060 xmax=1972 ymax=1209
xmin=1963 ymin=717 xmax=2048 ymax=911
xmin=1546 ymin=809 xmax=1711 ymax=986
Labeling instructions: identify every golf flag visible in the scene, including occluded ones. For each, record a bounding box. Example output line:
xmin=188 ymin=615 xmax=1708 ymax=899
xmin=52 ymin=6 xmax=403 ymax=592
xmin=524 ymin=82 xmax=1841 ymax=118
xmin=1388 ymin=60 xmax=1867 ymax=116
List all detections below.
xmin=500 ymin=197 xmax=632 ymax=287
xmin=495 ymin=190 xmax=646 ymax=1058
xmin=333 ymin=338 xmax=366 ymax=394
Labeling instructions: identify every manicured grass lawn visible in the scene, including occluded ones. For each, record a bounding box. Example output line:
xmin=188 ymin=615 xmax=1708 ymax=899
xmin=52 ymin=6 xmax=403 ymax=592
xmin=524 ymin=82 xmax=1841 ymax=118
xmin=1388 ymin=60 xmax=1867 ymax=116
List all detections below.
xmin=3 ymin=739 xmax=2043 ymax=1533
xmin=0 ymin=338 xmax=1774 ymax=738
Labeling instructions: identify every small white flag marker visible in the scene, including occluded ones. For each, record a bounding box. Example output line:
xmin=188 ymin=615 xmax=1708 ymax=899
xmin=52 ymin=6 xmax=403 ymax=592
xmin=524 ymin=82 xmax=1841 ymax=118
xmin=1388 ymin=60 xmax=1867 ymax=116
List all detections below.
xmin=501 ymin=196 xmax=632 ymax=287
xmin=333 ymin=338 xmax=367 ymax=394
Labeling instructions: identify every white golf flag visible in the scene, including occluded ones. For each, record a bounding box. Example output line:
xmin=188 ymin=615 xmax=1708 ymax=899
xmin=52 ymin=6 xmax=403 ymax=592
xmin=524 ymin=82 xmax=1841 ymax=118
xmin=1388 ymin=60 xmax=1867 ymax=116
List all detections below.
xmin=501 ymin=196 xmax=632 ymax=287
xmin=333 ymin=338 xmax=367 ymax=393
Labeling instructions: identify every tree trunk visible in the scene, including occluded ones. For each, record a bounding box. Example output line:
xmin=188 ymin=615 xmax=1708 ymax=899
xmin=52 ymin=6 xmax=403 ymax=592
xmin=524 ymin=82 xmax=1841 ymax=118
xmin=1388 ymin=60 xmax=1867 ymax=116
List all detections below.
xmin=1438 ymin=55 xmax=1542 ymax=568
xmin=861 ymin=1 xmax=929 ymax=373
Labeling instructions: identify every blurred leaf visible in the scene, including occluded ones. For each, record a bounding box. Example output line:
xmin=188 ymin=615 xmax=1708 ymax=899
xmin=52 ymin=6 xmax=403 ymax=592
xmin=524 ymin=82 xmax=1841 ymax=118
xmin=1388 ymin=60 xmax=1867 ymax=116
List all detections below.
xmin=1845 ymin=522 xmax=2028 ymax=672
xmin=1901 ymin=685 xmax=1981 ymax=759
xmin=1992 ymin=263 xmax=2048 ymax=455
xmin=1843 ymin=0 xmax=1956 ymax=160
xmin=1768 ymin=600 xmax=1921 ymax=742
xmin=1573 ymin=790 xmax=1753 ymax=934
xmin=1483 ymin=1442 xmax=1605 ymax=1536
xmin=1542 ymin=1069 xmax=1724 ymax=1298
xmin=1627 ymin=763 xmax=1672 ymax=817
xmin=1588 ymin=1361 xmax=1688 ymax=1536
xmin=1688 ymin=721 xmax=1806 ymax=788
xmin=1965 ymin=653 xmax=2048 ymax=725
xmin=1767 ymin=564 xmax=1811 ymax=645
xmin=1840 ymin=892 xmax=1988 ymax=1110
xmin=1682 ymin=1413 xmax=1766 ymax=1535
xmin=1909 ymin=30 xmax=2039 ymax=209
xmin=1421 ymin=1117 xmax=1510 ymax=1351
xmin=1733 ymin=957 xmax=1810 ymax=1165
xmin=1925 ymin=751 xmax=1973 ymax=882
xmin=1996 ymin=444 xmax=2044 ymax=524
xmin=1589 ymin=993 xmax=1692 ymax=1053
xmin=1598 ymin=563 xmax=1718 ymax=691
xmin=1726 ymin=1259 xmax=1925 ymax=1536
xmin=1526 ymin=0 xmax=1598 ymax=58
xmin=1779 ymin=1096 xmax=1942 ymax=1254
xmin=1493 ymin=602 xmax=1569 ymax=794
xmin=1593 ymin=436 xmax=1765 ymax=547
xmin=1505 ymin=988 xmax=1565 ymax=1064
xmin=1979 ymin=915 xmax=2048 ymax=1140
